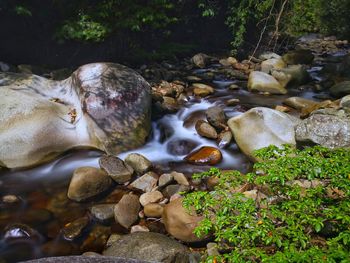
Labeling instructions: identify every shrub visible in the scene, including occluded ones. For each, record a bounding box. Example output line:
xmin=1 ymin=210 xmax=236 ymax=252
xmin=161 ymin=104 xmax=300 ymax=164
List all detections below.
xmin=183 ymin=145 xmax=350 ymax=262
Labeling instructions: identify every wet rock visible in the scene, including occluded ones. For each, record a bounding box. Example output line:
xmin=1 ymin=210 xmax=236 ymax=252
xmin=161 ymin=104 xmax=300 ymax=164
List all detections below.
xmin=144 ymin=203 xmax=164 ymax=218
xmin=282 ymin=49 xmax=314 ymax=65
xmin=195 ymin=120 xmax=218 ymax=139
xmin=163 ymin=184 xmax=190 ymax=199
xmin=99 ymin=155 xmax=133 ymax=183
xmin=124 ymin=153 xmax=152 ymax=175
xmin=221 ymin=68 xmax=248 ymax=80
xmin=67 ymin=167 xmax=113 ymax=202
xmin=103 ymin=231 xmax=191 ymax=262
xmin=162 ymin=198 xmax=205 ymax=242
xmin=275 ymin=105 xmax=291 ymax=113
xmin=158 ymin=173 xmax=174 ymax=187
xmin=217 ymin=130 xmax=233 ymax=148
xmin=191 ymin=53 xmax=210 ymax=68
xmin=129 ymin=172 xmax=158 ymax=192
xmin=228 ymin=107 xmax=298 ymax=161
xmin=248 ymin=71 xmax=287 ymax=95
xmin=80 ymin=225 xmax=111 ymax=252
xmin=172 ymin=172 xmax=189 ymax=186
xmin=166 ymin=139 xmax=198 ymax=156
xmin=226 ymin=98 xmax=240 ymax=106
xmin=114 ymin=193 xmax=140 ymax=229
xmin=25 ymin=256 xmax=143 ymax=263
xmin=0 ymin=63 xmax=151 ymax=169
xmin=295 ymin=109 xmax=350 ymax=148
xmin=130 ymin=225 xmax=149 ymax=233
xmin=261 ymin=58 xmax=286 ymax=74
xmin=283 ymin=97 xmax=318 ymax=110
xmin=206 ymin=106 xmax=227 ymax=130
xmin=89 ymin=204 xmax=115 ymax=223
xmin=330 ymin=81 xmax=350 ymax=98
xmin=228 ymin=84 xmax=240 ymax=90
xmin=62 ymin=216 xmax=89 ymax=241
xmin=184 ymin=146 xmax=222 ymax=165
xmin=272 ymin=65 xmax=310 ymax=88
xmin=192 ymin=83 xmax=214 ymax=97
xmin=139 ymin=191 xmax=163 ymax=206
xmin=3 ymin=223 xmax=43 ymax=242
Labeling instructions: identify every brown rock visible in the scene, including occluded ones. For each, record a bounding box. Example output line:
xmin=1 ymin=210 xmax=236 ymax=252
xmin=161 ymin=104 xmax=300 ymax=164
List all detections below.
xmin=217 ymin=130 xmax=232 ymax=148
xmin=67 ymin=167 xmax=112 ymax=202
xmin=184 ymin=146 xmax=222 ymax=165
xmin=172 ymin=171 xmax=189 ymax=186
xmin=192 ymin=83 xmax=214 ymax=97
xmin=195 ymin=120 xmax=218 ymax=139
xmin=139 ymin=191 xmax=163 ymax=206
xmin=114 ymin=193 xmax=140 ymax=229
xmin=144 ymin=203 xmax=164 ymax=218
xmin=206 ymin=106 xmax=227 ymax=130
xmin=162 ymin=198 xmax=205 ymax=242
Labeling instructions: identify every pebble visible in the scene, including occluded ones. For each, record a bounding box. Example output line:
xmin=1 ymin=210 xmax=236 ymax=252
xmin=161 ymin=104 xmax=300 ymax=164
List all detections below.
xmin=158 ymin=173 xmax=174 ymax=187
xmin=62 ymin=216 xmax=89 ymax=241
xmin=195 ymin=120 xmax=218 ymax=139
xmin=130 ymin=225 xmax=150 ymax=233
xmin=184 ymin=146 xmax=222 ymax=165
xmin=89 ymin=204 xmax=115 ymax=222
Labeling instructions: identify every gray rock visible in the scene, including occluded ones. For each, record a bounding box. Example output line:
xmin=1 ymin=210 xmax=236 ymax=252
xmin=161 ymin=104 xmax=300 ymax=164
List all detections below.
xmin=89 ymin=204 xmax=115 ymax=222
xmin=163 ymin=184 xmax=190 ymax=199
xmin=114 ymin=193 xmax=140 ymax=229
xmin=172 ymin=172 xmax=189 ymax=186
xmin=259 ymin=52 xmax=281 ymax=60
xmin=99 ymin=155 xmax=133 ymax=183
xmin=195 ymin=120 xmax=218 ymax=139
xmin=248 ymin=71 xmax=287 ymax=94
xmin=67 ymin=167 xmax=113 ymax=202
xmin=130 ymin=172 xmax=158 ymax=192
xmin=166 ymin=139 xmax=198 ymax=156
xmin=0 ymin=63 xmax=151 ymax=169
xmin=272 ymin=65 xmax=310 ymax=88
xmin=103 ymin=232 xmax=192 ymax=262
xmin=340 ymin=95 xmax=350 ymax=108
xmin=282 ymin=49 xmax=314 ymax=64
xmin=330 ymin=81 xmax=350 ymax=98
xmin=206 ymin=106 xmax=227 ymax=130
xmin=228 ymin=107 xmax=298 ymax=161
xmin=125 ymin=153 xmax=152 ymax=175
xmin=295 ymin=109 xmax=350 ymax=148
xmin=261 ymin=58 xmax=286 ymax=74
xmin=158 ymin=173 xmax=174 ymax=187
xmin=191 ymin=53 xmax=210 ymax=68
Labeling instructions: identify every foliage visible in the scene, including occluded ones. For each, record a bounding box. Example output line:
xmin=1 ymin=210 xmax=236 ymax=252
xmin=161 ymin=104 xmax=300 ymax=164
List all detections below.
xmin=183 ymin=145 xmax=350 ymax=262
xmin=56 ymin=0 xmax=179 ymax=42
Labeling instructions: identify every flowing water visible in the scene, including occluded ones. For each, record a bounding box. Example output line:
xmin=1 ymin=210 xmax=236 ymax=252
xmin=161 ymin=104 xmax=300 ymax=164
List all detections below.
xmin=0 ymin=61 xmax=333 ymax=262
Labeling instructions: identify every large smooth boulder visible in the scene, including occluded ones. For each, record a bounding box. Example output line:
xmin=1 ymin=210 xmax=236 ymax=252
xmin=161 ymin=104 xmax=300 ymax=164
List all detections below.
xmin=0 ymin=63 xmax=151 ymax=168
xmin=248 ymin=71 xmax=287 ymax=94
xmin=295 ymin=109 xmax=350 ymax=148
xmin=103 ymin=232 xmax=192 ymax=262
xmin=228 ymin=107 xmax=298 ymax=161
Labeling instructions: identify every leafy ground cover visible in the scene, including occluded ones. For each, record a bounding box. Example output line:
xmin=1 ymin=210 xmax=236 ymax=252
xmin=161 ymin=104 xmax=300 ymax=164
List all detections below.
xmin=183 ymin=145 xmax=350 ymax=262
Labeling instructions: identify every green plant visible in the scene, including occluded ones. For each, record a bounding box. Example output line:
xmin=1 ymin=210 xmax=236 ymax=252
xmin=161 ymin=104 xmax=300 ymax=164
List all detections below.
xmin=183 ymin=145 xmax=350 ymax=262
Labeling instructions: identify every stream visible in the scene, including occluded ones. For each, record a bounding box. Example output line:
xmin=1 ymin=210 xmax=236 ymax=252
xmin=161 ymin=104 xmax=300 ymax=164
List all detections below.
xmin=0 ymin=57 xmax=335 ymax=262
